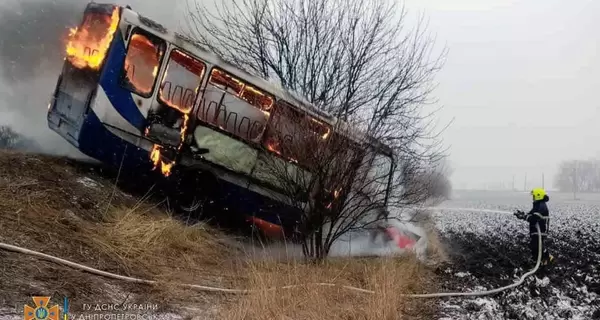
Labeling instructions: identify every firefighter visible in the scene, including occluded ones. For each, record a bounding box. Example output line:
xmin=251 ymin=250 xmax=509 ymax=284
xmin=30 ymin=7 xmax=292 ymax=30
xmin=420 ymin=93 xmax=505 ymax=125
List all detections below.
xmin=515 ymin=188 xmax=554 ymax=266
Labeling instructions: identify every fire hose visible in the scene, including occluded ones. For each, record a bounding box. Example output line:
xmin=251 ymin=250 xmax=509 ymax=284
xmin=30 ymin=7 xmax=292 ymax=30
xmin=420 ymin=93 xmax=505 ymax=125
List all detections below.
xmin=0 ymin=211 xmax=543 ymax=299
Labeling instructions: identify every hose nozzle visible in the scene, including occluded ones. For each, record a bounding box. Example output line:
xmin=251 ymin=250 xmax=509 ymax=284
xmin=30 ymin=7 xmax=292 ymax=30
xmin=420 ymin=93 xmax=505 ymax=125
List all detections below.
xmin=513 ymin=210 xmax=526 ymax=220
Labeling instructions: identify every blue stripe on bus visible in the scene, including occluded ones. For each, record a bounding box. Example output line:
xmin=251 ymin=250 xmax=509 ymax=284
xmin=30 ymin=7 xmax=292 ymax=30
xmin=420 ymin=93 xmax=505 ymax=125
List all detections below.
xmin=78 ymin=109 xmax=152 ymax=170
xmin=99 ymin=31 xmax=146 ymax=131
xmin=77 ymin=108 xmax=297 ymax=228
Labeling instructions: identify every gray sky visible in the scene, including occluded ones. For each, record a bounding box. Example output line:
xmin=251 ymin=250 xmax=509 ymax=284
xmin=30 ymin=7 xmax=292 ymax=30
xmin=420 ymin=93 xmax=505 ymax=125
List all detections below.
xmin=1 ymin=0 xmax=597 ymax=190
xmin=401 ymin=0 xmax=600 ymax=190
xmin=135 ymin=0 xmax=600 ymax=191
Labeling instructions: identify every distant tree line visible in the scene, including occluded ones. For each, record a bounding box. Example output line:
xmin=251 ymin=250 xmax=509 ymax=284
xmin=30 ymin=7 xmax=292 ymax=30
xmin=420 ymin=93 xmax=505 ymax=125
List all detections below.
xmin=403 ymin=164 xmax=452 ymax=202
xmin=554 ymin=159 xmax=600 ymax=193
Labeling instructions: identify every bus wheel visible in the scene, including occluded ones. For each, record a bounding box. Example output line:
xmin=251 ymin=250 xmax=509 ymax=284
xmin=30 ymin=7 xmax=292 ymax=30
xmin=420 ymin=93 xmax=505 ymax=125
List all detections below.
xmin=170 ymin=170 xmax=218 ymax=221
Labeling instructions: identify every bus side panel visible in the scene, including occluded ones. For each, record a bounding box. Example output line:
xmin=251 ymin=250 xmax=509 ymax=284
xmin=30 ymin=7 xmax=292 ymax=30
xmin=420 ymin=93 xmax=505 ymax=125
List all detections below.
xmin=205 ymin=172 xmax=303 ymax=235
xmin=77 ymin=108 xmax=154 ymax=171
xmin=75 ymin=28 xmax=156 ymax=169
xmin=97 ymin=30 xmax=147 ymax=132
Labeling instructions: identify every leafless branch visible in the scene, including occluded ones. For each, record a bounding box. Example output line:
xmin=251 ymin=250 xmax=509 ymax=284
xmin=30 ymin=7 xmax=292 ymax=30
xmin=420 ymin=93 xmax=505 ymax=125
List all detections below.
xmin=185 ymin=0 xmax=450 ymax=259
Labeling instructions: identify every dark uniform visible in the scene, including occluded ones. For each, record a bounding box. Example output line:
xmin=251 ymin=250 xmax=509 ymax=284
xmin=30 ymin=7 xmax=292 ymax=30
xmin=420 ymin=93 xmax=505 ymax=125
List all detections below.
xmin=516 ymin=188 xmax=553 ymax=265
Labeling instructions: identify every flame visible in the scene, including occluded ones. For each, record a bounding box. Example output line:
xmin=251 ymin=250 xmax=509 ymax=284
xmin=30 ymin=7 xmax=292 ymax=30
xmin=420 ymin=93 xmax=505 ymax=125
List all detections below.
xmin=322 ymin=129 xmax=331 ymax=140
xmin=241 ymin=85 xmax=274 ymax=110
xmin=150 ymin=144 xmax=174 ymax=177
xmin=265 ymin=139 xmax=300 ymax=164
xmin=66 ymin=7 xmax=120 ymax=70
xmin=150 ymin=145 xmax=161 ymax=167
xmin=266 ymin=141 xmax=281 ymax=155
xmin=123 ymin=34 xmax=161 ymax=95
xmin=148 ymin=112 xmax=191 ymax=177
xmin=180 ymin=114 xmax=189 ymax=144
xmin=334 ymin=189 xmax=341 ymax=198
xmin=161 ymin=161 xmax=174 ymax=176
xmin=310 ymin=118 xmax=331 ymax=140
xmin=326 ymin=188 xmax=342 ymax=209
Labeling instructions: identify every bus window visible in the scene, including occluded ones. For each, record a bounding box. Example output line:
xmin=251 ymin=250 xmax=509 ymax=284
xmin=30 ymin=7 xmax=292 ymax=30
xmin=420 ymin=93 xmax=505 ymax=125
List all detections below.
xmin=208 ymin=69 xmax=244 ymax=96
xmin=240 ymin=84 xmax=274 ymax=111
xmin=121 ymin=30 xmax=165 ymax=97
xmin=158 ymin=49 xmax=206 ymax=113
xmin=198 ymin=68 xmax=274 ymax=141
xmin=207 ymin=69 xmax=275 ymax=112
xmin=263 ymin=101 xmax=331 ymax=168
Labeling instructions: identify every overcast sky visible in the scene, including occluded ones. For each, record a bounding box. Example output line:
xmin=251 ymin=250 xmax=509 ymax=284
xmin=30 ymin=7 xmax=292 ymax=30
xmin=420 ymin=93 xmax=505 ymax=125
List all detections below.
xmin=400 ymin=0 xmax=600 ymax=190
xmin=1 ymin=0 xmax=597 ymax=190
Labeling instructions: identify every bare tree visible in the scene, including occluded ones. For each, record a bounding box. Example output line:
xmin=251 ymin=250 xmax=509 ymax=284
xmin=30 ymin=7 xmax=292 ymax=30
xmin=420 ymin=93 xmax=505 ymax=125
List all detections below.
xmin=555 ymin=159 xmax=600 ymax=193
xmin=404 ymin=167 xmax=452 ymax=203
xmin=185 ymin=0 xmax=448 ymax=259
xmin=186 ymin=0 xmax=446 ymax=149
xmin=257 ymin=106 xmax=395 ymax=260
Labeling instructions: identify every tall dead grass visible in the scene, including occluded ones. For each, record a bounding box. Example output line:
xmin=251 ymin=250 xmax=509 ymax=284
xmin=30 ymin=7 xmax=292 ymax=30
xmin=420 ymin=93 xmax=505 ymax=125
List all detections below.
xmin=84 ymin=206 xmax=435 ymax=319
xmin=0 ymin=151 xmax=437 ymax=318
xmin=85 ymin=205 xmax=236 ymax=277
xmin=223 ymin=255 xmax=433 ymax=320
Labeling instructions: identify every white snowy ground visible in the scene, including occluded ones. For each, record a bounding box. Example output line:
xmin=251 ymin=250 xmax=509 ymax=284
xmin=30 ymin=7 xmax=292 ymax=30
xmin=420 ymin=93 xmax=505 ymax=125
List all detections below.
xmin=432 ymin=190 xmax=600 ymax=320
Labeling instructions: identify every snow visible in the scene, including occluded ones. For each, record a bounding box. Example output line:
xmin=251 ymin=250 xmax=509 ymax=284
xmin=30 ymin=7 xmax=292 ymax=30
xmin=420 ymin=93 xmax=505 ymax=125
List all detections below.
xmin=76 ymin=176 xmax=99 ymax=189
xmin=432 ymin=190 xmax=600 ymax=319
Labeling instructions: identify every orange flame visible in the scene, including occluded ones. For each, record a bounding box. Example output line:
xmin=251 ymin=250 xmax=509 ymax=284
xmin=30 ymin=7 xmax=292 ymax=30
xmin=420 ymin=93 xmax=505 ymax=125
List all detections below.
xmin=150 ymin=144 xmax=174 ymax=177
xmin=150 ymin=144 xmax=161 ymax=166
xmin=326 ymin=188 xmax=342 ymax=209
xmin=180 ymin=114 xmax=190 ymax=144
xmin=266 ymin=141 xmax=282 ymax=155
xmin=66 ymin=7 xmax=120 ymax=70
xmin=161 ymin=161 xmax=174 ymax=176
xmin=310 ymin=118 xmax=331 ymax=140
xmin=148 ymin=112 xmax=191 ymax=177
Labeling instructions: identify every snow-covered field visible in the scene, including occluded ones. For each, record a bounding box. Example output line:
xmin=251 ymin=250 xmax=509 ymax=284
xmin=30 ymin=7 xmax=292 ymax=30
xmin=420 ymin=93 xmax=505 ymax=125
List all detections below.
xmin=433 ymin=190 xmax=600 ymax=320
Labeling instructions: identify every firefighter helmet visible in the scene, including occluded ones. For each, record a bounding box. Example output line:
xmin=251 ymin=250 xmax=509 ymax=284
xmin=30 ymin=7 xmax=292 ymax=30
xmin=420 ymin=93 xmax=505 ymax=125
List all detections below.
xmin=531 ymin=188 xmax=546 ymax=201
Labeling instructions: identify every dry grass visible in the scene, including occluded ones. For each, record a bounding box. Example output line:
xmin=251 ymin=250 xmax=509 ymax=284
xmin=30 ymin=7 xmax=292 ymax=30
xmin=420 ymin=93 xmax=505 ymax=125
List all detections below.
xmin=0 ymin=150 xmax=437 ymax=318
xmin=85 ymin=205 xmax=238 ymax=280
xmin=224 ymin=256 xmax=435 ymax=320
xmin=0 ymin=150 xmax=234 ymax=309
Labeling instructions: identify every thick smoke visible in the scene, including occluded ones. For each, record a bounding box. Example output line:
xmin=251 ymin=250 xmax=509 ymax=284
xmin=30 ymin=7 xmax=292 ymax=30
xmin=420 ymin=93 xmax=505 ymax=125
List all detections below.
xmin=0 ymin=0 xmax=87 ymax=156
xmin=0 ymin=0 xmax=183 ymax=157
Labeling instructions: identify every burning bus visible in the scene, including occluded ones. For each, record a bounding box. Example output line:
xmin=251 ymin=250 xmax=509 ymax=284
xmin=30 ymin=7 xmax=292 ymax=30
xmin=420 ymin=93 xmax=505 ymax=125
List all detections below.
xmin=47 ymin=3 xmax=397 ymax=239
